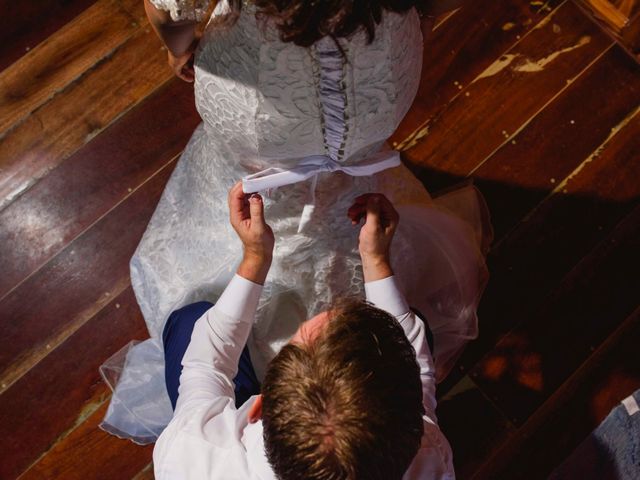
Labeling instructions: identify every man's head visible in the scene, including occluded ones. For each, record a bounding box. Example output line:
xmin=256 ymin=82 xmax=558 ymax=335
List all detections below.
xmin=261 ymin=301 xmax=424 ymax=480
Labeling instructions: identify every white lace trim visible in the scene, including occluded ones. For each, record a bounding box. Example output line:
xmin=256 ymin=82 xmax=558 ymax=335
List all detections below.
xmin=149 ymin=0 xmax=212 ymax=22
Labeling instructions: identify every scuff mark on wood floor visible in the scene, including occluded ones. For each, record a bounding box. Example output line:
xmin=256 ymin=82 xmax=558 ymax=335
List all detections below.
xmin=514 ymin=36 xmax=592 ymax=72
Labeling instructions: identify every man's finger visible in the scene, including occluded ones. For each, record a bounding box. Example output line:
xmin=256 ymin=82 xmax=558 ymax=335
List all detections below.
xmin=228 ymin=182 xmax=248 ymax=222
xmin=378 ymin=196 xmax=399 ymax=228
xmin=228 ymin=181 xmax=244 ymax=205
xmin=364 ymin=196 xmax=382 ymax=229
xmin=249 ymin=194 xmax=266 ymax=225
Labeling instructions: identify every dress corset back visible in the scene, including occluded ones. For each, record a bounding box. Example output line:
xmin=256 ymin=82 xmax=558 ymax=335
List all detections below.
xmin=194 ymin=3 xmax=423 ymax=172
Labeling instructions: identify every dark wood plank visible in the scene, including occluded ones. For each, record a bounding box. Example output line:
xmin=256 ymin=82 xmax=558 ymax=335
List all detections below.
xmin=0 ymin=159 xmax=175 ymax=397
xmin=0 ymin=0 xmax=144 ymax=134
xmin=391 ymin=0 xmax=563 ymax=150
xmin=401 ymin=1 xmax=612 ymax=183
xmin=437 ymin=376 xmax=515 ymax=477
xmin=0 ymin=78 xmax=199 ymax=300
xmin=1 ymin=1 xmax=635 ymax=478
xmin=0 ymin=0 xmax=98 ymax=72
xmin=473 ymin=45 xmax=640 ymax=241
xmin=620 ymin=11 xmax=640 ymax=60
xmin=0 ymin=288 xmax=148 ymax=480
xmin=471 ymin=197 xmax=640 ymax=424
xmin=18 ymin=401 xmax=153 ymax=480
xmin=473 ymin=307 xmax=640 ymax=479
xmin=451 ymin=104 xmax=640 ymax=382
xmin=0 ymin=27 xmax=173 ymax=210
xmin=118 ymin=0 xmax=151 ymax=21
xmin=432 ymin=45 xmax=640 ymax=396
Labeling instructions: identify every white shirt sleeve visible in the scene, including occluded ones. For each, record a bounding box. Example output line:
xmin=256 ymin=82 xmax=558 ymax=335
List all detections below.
xmin=365 ymin=276 xmax=438 ymax=418
xmin=173 ymin=274 xmax=263 ymax=417
xmin=153 ymin=275 xmax=270 ymax=479
xmin=366 ymin=276 xmax=455 ymax=479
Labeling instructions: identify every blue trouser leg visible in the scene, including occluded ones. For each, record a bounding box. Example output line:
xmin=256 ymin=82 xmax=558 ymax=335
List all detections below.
xmin=162 ymin=301 xmax=261 ymax=410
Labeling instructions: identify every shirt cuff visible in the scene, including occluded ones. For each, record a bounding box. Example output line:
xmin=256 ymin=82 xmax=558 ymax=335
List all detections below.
xmin=214 ymin=274 xmax=263 ymax=321
xmin=364 ymin=276 xmax=410 ymax=317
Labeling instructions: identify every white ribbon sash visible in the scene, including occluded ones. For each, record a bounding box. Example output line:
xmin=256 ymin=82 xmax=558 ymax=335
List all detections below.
xmin=241 ymin=150 xmax=401 ymax=194
xmin=241 ymin=149 xmax=401 ymax=233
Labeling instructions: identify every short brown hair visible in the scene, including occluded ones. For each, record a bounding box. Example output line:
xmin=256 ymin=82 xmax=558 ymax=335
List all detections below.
xmin=261 ymin=301 xmax=424 ymax=480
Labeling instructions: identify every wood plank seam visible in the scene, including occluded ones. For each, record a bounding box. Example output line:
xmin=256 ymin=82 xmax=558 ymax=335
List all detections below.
xmin=441 ymin=55 xmax=640 ymax=404
xmin=0 ymin=0 xmax=100 ymax=72
xmin=470 ymin=304 xmax=640 ymax=479
xmin=470 ymin=197 xmax=640 ymax=424
xmin=0 ymin=43 xmax=173 ymax=213
xmin=0 ymin=276 xmax=130 ymax=395
xmin=492 ymin=98 xmax=640 ymax=251
xmin=0 ymin=0 xmax=143 ymax=139
xmin=437 ymin=374 xmax=518 ymax=477
xmin=0 ymin=78 xmax=198 ymax=304
xmin=16 ymin=391 xmax=113 ymax=479
xmin=0 ymin=153 xmax=180 ymax=393
xmin=432 ymin=8 xmax=462 ymax=31
xmin=51 ymin=51 xmax=174 ymax=150
xmin=0 ymin=54 xmax=172 ymax=211
xmin=539 ymin=102 xmax=640 ymax=197
xmin=393 ymin=0 xmax=569 ymax=152
xmin=131 ymin=461 xmax=154 ymax=480
xmin=1 ymin=286 xmax=152 ymax=478
xmin=466 ymin=41 xmax=615 ymax=179
xmin=457 ymin=375 xmax=519 ymax=432
xmin=0 ymin=148 xmax=180 ymax=306
xmin=17 ymin=397 xmax=154 ymax=479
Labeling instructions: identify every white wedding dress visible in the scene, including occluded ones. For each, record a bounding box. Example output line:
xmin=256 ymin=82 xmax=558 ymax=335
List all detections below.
xmin=100 ymin=0 xmax=492 ymax=444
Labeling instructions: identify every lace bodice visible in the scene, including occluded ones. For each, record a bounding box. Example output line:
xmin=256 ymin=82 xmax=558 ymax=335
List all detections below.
xmin=192 ymin=1 xmax=422 ymax=172
xmin=150 ymin=1 xmax=422 ymax=167
xmin=137 ymin=0 xmax=427 ymax=353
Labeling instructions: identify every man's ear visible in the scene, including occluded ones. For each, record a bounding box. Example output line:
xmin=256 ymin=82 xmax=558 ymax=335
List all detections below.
xmin=248 ymin=394 xmax=263 ymax=424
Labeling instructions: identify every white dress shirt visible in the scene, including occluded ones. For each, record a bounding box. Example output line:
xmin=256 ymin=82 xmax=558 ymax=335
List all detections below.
xmin=153 ymin=275 xmax=455 ymax=479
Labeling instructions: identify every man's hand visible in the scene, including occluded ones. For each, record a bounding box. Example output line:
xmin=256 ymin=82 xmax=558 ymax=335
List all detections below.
xmin=228 ymin=182 xmax=275 ymax=284
xmin=347 ymin=193 xmax=399 ymax=282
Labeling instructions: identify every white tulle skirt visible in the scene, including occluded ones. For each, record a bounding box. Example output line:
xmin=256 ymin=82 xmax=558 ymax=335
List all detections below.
xmin=99 ymin=140 xmax=492 ymax=443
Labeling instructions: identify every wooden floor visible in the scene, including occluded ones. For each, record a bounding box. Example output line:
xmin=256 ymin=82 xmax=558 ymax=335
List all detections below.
xmin=1 ymin=1 xmax=639 ymax=478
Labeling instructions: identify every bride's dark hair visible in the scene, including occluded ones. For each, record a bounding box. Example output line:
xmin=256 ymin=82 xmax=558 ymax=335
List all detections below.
xmin=224 ymin=0 xmax=429 ymax=47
